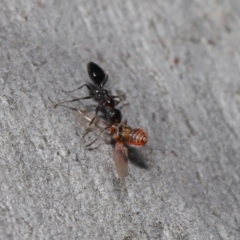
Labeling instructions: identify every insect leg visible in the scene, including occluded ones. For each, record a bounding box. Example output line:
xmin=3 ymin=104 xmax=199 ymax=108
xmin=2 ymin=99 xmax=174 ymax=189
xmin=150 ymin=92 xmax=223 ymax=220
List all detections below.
xmin=82 ymin=103 xmax=101 ymax=137
xmin=85 ymin=124 xmax=112 ymax=147
xmin=54 ymin=96 xmax=93 ymax=108
xmin=63 ymin=84 xmax=93 ymax=93
xmin=110 ymin=95 xmax=121 ymax=106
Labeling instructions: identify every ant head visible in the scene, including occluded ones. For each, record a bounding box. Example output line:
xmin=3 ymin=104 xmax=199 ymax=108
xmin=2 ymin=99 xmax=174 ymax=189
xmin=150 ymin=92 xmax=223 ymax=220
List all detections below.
xmin=108 ymin=108 xmax=122 ymax=124
xmin=87 ymin=62 xmax=108 ymax=87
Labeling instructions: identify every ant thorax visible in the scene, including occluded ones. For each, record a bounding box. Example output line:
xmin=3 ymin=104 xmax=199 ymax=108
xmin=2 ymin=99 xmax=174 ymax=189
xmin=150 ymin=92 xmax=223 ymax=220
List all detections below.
xmin=95 ymin=88 xmax=107 ymax=98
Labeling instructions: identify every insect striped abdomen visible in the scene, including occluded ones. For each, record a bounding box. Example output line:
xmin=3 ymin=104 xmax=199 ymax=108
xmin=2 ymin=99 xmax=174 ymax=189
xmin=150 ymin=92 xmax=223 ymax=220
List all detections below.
xmin=127 ymin=128 xmax=148 ymax=146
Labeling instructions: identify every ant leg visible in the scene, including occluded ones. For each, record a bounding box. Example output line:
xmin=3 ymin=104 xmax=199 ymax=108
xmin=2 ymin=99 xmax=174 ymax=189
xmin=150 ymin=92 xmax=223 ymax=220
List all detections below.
xmin=109 ymin=95 xmax=121 ymax=106
xmin=111 ymin=96 xmax=121 ymax=101
xmin=85 ymin=124 xmax=112 ymax=147
xmin=112 ymin=95 xmax=129 ymax=110
xmin=118 ymin=102 xmax=130 ymax=110
xmin=54 ymin=96 xmax=93 ymax=108
xmin=111 ymin=95 xmax=121 ymax=99
xmin=58 ymin=105 xmax=79 ymax=112
xmin=82 ymin=104 xmax=100 ymax=137
xmin=63 ymin=84 xmax=93 ymax=93
xmin=49 ymin=97 xmax=82 ymax=110
xmin=114 ymin=100 xmax=120 ymax=106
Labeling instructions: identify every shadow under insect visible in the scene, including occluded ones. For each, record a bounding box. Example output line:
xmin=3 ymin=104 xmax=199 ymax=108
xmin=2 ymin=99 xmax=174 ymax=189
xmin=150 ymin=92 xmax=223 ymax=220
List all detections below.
xmin=125 ymin=145 xmax=149 ymax=170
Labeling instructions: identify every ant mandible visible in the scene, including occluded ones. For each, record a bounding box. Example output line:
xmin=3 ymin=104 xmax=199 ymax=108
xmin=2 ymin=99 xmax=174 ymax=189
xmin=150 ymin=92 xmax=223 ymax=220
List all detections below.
xmin=54 ymin=62 xmax=122 ymax=134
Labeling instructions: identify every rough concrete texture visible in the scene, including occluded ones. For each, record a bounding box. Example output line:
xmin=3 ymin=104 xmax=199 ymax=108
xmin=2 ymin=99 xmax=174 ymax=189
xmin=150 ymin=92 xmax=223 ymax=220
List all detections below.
xmin=0 ymin=0 xmax=240 ymax=239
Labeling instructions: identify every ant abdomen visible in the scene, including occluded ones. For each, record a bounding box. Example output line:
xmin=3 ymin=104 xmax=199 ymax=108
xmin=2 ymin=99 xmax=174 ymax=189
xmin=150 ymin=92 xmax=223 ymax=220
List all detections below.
xmin=127 ymin=129 xmax=148 ymax=146
xmin=87 ymin=62 xmax=108 ymax=87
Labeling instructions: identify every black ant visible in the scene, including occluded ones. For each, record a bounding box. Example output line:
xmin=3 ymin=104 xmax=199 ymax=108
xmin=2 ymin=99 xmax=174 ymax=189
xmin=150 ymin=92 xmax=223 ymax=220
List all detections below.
xmin=54 ymin=62 xmax=122 ymax=134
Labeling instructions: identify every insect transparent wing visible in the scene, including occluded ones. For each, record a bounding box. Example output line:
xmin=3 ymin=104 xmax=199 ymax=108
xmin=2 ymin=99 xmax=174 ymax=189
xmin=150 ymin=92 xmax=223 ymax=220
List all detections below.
xmin=114 ymin=141 xmax=128 ymax=178
xmin=74 ymin=107 xmax=109 ymax=131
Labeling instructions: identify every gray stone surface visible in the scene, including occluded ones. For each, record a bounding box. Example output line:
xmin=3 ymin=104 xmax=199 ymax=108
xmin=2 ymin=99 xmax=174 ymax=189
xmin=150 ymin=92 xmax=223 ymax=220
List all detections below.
xmin=1 ymin=0 xmax=240 ymax=239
